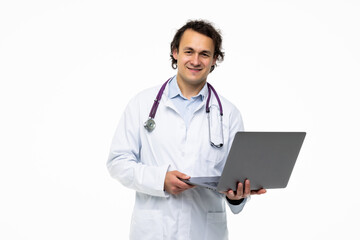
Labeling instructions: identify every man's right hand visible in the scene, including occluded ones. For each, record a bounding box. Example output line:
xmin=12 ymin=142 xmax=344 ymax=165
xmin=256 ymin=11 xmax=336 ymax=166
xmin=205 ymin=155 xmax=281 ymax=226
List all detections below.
xmin=164 ymin=170 xmax=195 ymax=195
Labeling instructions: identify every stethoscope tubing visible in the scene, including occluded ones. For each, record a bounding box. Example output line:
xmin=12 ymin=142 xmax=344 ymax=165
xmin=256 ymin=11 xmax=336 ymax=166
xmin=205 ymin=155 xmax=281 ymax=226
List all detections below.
xmin=144 ymin=78 xmax=224 ymax=148
xmin=148 ymin=79 xmax=223 ymax=119
xmin=148 ymin=78 xmax=171 ymax=119
xmin=206 ymin=82 xmax=223 ymax=115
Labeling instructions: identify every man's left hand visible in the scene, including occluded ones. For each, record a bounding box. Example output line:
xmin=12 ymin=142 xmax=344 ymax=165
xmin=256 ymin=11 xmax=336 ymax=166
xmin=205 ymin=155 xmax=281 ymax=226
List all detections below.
xmin=223 ymin=179 xmax=267 ymax=200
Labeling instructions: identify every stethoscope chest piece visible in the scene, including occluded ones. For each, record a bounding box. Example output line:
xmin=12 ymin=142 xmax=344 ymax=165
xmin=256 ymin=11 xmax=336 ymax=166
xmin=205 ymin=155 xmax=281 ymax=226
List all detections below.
xmin=144 ymin=118 xmax=156 ymax=132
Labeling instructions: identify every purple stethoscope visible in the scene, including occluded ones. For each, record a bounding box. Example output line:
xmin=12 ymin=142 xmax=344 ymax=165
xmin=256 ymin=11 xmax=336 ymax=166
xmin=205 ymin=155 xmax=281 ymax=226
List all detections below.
xmin=144 ymin=78 xmax=224 ymax=148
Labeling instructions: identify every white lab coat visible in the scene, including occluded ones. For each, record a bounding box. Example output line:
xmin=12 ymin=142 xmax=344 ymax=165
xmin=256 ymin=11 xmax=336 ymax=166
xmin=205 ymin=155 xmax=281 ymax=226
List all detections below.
xmin=108 ymin=81 xmax=247 ymax=240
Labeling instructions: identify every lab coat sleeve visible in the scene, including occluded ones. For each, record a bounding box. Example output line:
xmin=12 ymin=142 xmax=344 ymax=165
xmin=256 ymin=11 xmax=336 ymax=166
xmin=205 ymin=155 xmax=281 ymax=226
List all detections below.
xmin=225 ymin=196 xmax=249 ymax=214
xmin=226 ymin=104 xmax=248 ymax=214
xmin=107 ymin=96 xmax=169 ymax=198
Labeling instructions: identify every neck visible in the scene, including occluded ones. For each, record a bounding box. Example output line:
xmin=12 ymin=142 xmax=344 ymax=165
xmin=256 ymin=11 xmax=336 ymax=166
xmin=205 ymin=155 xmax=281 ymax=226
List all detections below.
xmin=176 ymin=79 xmax=206 ymax=100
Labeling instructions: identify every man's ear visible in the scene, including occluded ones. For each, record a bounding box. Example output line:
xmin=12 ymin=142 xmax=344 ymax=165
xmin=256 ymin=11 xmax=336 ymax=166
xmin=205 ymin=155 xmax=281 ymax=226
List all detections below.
xmin=212 ymin=56 xmax=217 ymax=66
xmin=172 ymin=49 xmax=178 ymax=60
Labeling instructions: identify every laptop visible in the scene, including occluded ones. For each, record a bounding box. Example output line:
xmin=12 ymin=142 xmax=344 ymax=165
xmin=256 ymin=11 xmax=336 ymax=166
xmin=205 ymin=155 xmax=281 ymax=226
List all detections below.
xmin=181 ymin=131 xmax=306 ymax=192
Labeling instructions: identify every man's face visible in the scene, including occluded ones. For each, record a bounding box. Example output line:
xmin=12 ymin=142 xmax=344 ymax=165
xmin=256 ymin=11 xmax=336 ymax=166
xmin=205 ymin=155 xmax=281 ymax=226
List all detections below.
xmin=172 ymin=29 xmax=216 ymax=88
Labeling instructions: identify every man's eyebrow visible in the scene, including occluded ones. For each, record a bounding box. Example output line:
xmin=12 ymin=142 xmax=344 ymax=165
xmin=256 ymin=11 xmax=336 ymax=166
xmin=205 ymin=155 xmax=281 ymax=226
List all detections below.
xmin=183 ymin=47 xmax=194 ymax=51
xmin=183 ymin=47 xmax=212 ymax=55
xmin=201 ymin=50 xmax=212 ymax=55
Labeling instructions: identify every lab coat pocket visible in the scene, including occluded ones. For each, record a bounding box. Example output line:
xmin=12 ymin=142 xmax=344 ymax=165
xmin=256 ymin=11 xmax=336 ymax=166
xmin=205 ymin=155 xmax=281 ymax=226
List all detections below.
xmin=204 ymin=212 xmax=228 ymax=240
xmin=205 ymin=146 xmax=227 ymax=170
xmin=130 ymin=209 xmax=163 ymax=240
xmin=202 ymin=148 xmax=226 ymax=176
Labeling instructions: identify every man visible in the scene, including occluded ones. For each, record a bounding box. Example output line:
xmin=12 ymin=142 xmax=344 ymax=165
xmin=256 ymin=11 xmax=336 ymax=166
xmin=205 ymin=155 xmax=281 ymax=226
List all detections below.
xmin=108 ymin=20 xmax=266 ymax=240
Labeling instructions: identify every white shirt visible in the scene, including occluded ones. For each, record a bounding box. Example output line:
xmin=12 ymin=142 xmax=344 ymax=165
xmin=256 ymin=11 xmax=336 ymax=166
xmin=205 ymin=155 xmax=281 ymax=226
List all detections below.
xmin=107 ymin=78 xmax=247 ymax=240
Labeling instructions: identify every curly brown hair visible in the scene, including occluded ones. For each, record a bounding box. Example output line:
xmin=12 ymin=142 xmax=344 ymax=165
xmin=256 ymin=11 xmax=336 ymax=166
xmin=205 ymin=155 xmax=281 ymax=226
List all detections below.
xmin=170 ymin=20 xmax=225 ymax=73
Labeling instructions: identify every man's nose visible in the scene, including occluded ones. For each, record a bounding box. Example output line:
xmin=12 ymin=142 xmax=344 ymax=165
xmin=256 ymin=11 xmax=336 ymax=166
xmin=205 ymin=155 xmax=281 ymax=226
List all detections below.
xmin=190 ymin=54 xmax=200 ymax=66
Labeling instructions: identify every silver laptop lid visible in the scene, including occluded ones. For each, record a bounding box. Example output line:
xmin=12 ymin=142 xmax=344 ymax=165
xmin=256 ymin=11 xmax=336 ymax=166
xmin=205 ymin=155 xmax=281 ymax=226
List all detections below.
xmin=217 ymin=132 xmax=306 ymax=192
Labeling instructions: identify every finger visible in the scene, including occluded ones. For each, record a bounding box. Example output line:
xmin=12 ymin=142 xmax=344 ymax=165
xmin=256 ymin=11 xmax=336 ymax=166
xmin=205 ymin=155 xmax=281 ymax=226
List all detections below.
xmin=176 ymin=179 xmax=192 ymax=189
xmin=172 ymin=184 xmax=190 ymax=194
xmin=244 ymin=179 xmax=251 ymax=197
xmin=251 ymin=188 xmax=267 ymax=195
xmin=237 ymin=182 xmax=244 ymax=197
xmin=259 ymin=189 xmax=267 ymax=194
xmin=174 ymin=171 xmax=190 ymax=180
xmin=180 ymin=183 xmax=195 ymax=190
xmin=176 ymin=184 xmax=195 ymax=193
xmin=175 ymin=176 xmax=195 ymax=190
xmin=170 ymin=171 xmax=191 ymax=188
xmin=227 ymin=189 xmax=236 ymax=199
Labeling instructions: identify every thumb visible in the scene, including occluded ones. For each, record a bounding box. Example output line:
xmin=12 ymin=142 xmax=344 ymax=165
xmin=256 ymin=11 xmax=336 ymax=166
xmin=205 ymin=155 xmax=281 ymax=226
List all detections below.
xmin=174 ymin=170 xmax=190 ymax=180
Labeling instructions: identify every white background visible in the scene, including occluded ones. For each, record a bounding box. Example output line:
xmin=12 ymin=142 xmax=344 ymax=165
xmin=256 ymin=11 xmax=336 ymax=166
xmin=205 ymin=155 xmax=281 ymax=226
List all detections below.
xmin=1 ymin=0 xmax=359 ymax=239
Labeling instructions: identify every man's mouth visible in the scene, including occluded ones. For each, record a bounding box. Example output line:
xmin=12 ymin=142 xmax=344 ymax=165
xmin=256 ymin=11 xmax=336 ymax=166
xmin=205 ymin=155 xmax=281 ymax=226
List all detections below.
xmin=187 ymin=67 xmax=202 ymax=72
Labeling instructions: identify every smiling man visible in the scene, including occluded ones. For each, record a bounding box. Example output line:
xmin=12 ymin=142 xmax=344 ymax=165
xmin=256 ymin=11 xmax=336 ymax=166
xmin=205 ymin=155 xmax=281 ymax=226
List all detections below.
xmin=172 ymin=29 xmax=216 ymax=98
xmin=108 ymin=20 xmax=266 ymax=240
